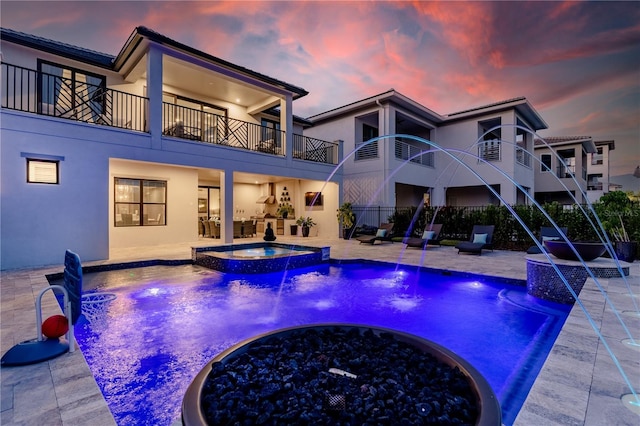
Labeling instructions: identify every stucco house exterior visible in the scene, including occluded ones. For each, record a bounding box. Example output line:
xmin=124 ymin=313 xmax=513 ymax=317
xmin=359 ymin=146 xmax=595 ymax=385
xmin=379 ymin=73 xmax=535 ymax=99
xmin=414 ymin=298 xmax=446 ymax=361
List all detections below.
xmin=0 ymin=27 xmax=343 ymax=270
xmin=533 ymin=136 xmax=597 ymax=204
xmin=304 ymin=90 xmax=548 ymax=211
xmin=586 ymin=140 xmax=618 ymax=202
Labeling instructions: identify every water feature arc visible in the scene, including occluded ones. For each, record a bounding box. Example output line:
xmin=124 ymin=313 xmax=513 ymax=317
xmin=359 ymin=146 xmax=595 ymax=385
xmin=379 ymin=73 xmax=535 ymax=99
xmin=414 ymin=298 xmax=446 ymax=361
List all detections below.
xmin=308 ymin=130 xmax=639 ymax=414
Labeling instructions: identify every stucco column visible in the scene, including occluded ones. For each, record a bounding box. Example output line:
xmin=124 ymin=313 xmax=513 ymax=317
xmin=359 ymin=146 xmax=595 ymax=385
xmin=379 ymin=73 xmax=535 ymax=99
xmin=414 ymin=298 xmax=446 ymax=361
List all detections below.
xmin=220 ymin=170 xmax=234 ymax=243
xmin=379 ymin=105 xmax=396 ymax=206
xmin=147 ymin=44 xmax=163 ymax=150
xmin=282 ymin=95 xmax=293 ymax=166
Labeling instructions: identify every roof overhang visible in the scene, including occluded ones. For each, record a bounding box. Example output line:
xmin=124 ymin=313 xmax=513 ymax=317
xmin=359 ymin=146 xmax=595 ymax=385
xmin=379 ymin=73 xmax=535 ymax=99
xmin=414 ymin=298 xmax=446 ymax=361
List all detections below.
xmin=308 ymin=89 xmax=445 ymax=124
xmin=445 ymin=97 xmax=548 ymax=131
xmin=535 ymin=136 xmax=597 ymax=153
xmin=113 ymin=26 xmax=308 ymax=100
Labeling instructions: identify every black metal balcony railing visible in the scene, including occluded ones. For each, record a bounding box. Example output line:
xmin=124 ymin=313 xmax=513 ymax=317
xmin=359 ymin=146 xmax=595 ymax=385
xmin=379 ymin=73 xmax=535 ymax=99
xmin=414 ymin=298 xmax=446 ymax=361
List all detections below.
xmin=2 ymin=62 xmax=338 ymax=164
xmin=1 ymin=62 xmax=147 ymax=131
xmin=292 ymin=134 xmax=339 ymax=165
xmin=162 ymin=103 xmax=285 ymax=155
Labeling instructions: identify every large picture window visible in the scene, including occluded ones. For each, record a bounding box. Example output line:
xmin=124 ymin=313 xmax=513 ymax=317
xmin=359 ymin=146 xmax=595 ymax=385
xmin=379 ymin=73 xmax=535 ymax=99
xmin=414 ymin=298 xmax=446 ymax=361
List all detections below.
xmin=114 ymin=178 xmax=166 ymax=227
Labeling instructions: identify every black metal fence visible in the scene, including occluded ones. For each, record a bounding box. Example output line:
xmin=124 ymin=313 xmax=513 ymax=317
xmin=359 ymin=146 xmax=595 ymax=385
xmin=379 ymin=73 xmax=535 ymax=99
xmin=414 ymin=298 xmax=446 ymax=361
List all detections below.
xmin=352 ymin=201 xmax=640 ymax=253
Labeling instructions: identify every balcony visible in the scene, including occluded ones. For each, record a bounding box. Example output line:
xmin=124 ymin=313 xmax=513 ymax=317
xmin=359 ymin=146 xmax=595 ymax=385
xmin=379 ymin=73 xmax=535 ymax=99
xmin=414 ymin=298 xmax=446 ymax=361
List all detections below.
xmin=394 ymin=138 xmax=435 ymax=167
xmin=1 ymin=62 xmax=147 ymax=131
xmin=478 ymin=139 xmax=501 ymax=162
xmin=516 ymin=147 xmax=532 ymax=167
xmin=1 ymin=62 xmax=338 ymax=165
xmin=293 ymin=134 xmax=339 ymax=165
xmin=162 ymin=102 xmax=286 ymax=155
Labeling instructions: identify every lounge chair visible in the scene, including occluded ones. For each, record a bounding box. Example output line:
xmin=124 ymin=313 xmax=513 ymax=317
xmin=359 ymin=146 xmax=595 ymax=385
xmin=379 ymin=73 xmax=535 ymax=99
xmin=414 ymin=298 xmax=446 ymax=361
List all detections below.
xmin=456 ymin=225 xmax=495 ymax=255
xmin=403 ymin=224 xmax=443 ymax=249
xmin=356 ymin=223 xmax=394 ymax=244
xmin=526 ymin=226 xmax=568 ymax=254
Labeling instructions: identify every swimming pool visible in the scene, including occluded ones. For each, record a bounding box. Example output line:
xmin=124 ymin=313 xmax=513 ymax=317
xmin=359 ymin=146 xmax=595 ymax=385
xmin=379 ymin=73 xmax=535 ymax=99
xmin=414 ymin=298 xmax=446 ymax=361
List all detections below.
xmin=60 ymin=261 xmax=570 ymax=425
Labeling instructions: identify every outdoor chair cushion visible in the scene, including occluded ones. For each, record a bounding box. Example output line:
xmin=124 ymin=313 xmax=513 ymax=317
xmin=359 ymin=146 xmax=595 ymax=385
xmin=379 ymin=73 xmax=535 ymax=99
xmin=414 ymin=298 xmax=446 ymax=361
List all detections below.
xmin=422 ymin=230 xmax=436 ymax=240
xmin=456 ymin=225 xmax=494 ymax=255
xmin=473 ymin=233 xmax=488 ymax=244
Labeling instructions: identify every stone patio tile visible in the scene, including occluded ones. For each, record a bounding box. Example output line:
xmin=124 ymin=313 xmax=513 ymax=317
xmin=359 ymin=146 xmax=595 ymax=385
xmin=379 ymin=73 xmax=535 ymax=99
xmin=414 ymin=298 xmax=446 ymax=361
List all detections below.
xmin=584 ymin=392 xmax=640 ymax=426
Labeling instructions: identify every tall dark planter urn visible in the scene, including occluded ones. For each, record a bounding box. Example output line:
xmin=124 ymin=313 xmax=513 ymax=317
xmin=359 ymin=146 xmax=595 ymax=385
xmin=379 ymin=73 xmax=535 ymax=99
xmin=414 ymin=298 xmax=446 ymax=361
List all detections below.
xmin=615 ymin=241 xmax=637 ymax=263
xmin=302 ymin=226 xmax=310 ymax=237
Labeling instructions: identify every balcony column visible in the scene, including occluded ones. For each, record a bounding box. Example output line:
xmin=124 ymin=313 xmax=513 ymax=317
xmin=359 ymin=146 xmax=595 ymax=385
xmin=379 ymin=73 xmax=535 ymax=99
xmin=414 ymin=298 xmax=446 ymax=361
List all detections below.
xmin=281 ymin=95 xmax=293 ymax=166
xmin=220 ymin=170 xmax=234 ymax=243
xmin=378 ymin=105 xmax=395 ymax=206
xmin=147 ymin=45 xmax=163 ymax=150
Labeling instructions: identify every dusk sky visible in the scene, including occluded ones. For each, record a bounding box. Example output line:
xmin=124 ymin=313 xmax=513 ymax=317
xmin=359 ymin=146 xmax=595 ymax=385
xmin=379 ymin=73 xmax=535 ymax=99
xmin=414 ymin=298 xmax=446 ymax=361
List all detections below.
xmin=3 ymin=1 xmax=639 ymax=189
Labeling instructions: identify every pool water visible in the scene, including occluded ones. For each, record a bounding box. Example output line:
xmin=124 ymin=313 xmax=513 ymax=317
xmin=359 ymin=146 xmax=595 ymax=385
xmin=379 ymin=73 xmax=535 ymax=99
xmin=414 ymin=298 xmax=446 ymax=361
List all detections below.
xmin=64 ymin=262 xmax=570 ymax=425
xmin=218 ymin=246 xmax=315 ymax=258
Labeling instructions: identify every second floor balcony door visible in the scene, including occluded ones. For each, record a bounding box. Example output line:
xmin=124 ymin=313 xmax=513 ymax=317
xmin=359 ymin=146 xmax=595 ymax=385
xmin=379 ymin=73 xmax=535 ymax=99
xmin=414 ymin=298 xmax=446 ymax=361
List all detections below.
xmin=38 ymin=60 xmax=105 ymax=122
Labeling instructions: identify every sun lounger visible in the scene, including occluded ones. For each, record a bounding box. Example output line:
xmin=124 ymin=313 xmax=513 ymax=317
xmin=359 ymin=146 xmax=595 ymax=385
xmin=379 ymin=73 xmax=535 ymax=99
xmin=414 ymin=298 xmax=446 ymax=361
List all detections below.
xmin=403 ymin=224 xmax=443 ymax=249
xmin=356 ymin=223 xmax=394 ymax=244
xmin=456 ymin=225 xmax=495 ymax=255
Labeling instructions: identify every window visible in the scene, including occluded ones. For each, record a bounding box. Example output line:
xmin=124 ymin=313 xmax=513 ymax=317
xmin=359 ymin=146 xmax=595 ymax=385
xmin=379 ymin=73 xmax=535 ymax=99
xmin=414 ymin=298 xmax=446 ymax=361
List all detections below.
xmin=591 ymin=147 xmax=603 ymax=165
xmin=114 ymin=178 xmax=166 ymax=227
xmin=162 ymin=92 xmax=226 ymax=142
xmin=356 ymin=123 xmax=378 ymax=160
xmin=588 ymin=174 xmax=603 ymax=191
xmin=38 ymin=60 xmax=106 ymax=121
xmin=540 ymin=154 xmax=552 ymax=172
xmin=478 ymin=118 xmax=501 ymax=162
xmin=27 ymin=159 xmax=59 ymax=184
xmin=260 ymin=118 xmax=281 ymax=149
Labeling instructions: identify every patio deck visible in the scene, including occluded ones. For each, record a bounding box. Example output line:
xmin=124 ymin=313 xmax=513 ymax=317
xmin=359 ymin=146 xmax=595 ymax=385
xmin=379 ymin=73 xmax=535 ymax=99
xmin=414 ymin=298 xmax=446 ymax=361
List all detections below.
xmin=1 ymin=236 xmax=638 ymax=425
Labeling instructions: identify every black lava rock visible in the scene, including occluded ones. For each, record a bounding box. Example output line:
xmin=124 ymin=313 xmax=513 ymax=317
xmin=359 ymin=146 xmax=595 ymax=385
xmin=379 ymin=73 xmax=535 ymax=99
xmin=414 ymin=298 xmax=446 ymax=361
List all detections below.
xmin=201 ymin=327 xmax=478 ymax=425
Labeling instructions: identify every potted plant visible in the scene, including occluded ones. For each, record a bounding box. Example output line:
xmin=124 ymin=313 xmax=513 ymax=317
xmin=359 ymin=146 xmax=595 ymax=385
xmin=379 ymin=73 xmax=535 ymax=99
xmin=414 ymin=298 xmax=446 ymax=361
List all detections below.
xmin=277 ymin=204 xmax=292 ymax=219
xmin=296 ymin=216 xmax=315 ymax=237
xmin=610 ymin=215 xmax=637 ymax=263
xmin=336 ymin=202 xmax=356 ymax=239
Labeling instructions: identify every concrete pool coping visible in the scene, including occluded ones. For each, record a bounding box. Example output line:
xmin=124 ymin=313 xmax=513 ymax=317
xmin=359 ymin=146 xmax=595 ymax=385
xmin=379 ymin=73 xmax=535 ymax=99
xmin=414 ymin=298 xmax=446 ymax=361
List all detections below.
xmin=1 ymin=236 xmax=638 ymax=425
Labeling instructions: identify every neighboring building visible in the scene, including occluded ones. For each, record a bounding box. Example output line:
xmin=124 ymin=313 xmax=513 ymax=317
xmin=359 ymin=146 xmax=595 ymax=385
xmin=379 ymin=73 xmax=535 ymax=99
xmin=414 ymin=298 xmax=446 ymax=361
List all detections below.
xmin=0 ymin=27 xmax=343 ymax=270
xmin=586 ymin=140 xmax=616 ymax=202
xmin=533 ymin=136 xmax=597 ymax=204
xmin=305 ymin=90 xmax=547 ymax=210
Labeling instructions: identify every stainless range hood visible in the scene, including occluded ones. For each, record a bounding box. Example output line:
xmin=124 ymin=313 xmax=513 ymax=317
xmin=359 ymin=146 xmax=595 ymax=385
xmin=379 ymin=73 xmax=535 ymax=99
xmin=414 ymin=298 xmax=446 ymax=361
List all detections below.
xmin=256 ymin=182 xmax=276 ymax=204
xmin=256 ymin=195 xmax=275 ymax=204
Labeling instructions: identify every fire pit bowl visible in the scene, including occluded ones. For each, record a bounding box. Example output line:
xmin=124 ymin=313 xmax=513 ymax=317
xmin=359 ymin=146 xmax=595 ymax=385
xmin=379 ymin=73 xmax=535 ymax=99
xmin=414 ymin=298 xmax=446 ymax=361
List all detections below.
xmin=543 ymin=240 xmax=606 ymax=261
xmin=182 ymin=324 xmax=501 ymax=425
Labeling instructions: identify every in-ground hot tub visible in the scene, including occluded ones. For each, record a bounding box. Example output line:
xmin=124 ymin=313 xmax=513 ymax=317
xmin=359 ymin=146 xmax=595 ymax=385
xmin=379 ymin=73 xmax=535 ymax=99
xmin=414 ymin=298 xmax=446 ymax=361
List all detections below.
xmin=192 ymin=242 xmax=330 ymax=273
